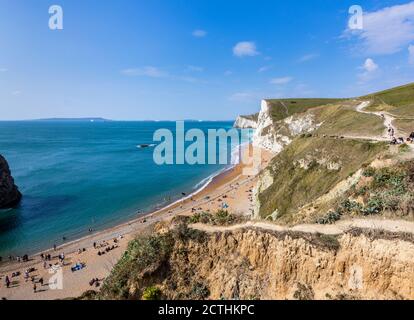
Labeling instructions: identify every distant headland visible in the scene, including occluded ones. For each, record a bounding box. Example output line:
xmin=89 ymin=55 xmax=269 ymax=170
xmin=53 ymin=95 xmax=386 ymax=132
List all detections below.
xmin=35 ymin=117 xmax=111 ymax=122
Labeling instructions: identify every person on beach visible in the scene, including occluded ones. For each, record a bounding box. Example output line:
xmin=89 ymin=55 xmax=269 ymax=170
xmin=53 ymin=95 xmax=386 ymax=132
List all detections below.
xmin=33 ymin=283 xmax=37 ymax=293
xmin=5 ymin=276 xmax=10 ymax=288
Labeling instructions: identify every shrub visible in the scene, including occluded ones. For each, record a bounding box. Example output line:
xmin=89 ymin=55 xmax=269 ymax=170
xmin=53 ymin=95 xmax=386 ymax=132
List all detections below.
xmin=316 ymin=211 xmax=342 ymax=224
xmin=190 ymin=210 xmax=241 ymax=226
xmin=142 ymin=286 xmax=162 ymax=300
xmin=174 ymin=222 xmax=207 ymax=243
xmin=189 ymin=212 xmax=213 ymax=224
xmin=213 ymin=210 xmax=235 ymax=225
xmin=190 ymin=282 xmax=210 ymax=300
xmin=362 ymin=167 xmax=376 ymax=177
xmin=293 ymin=283 xmax=315 ymax=300
xmin=354 ymin=186 xmax=368 ymax=196
xmin=339 ymin=199 xmax=362 ymax=213
xmin=362 ymin=197 xmax=383 ymax=215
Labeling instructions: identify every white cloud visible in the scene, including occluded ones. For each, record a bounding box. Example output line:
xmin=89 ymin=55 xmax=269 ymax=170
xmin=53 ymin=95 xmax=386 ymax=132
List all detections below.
xmin=358 ymin=58 xmax=379 ymax=82
xmin=298 ymin=53 xmax=319 ymax=62
xmin=192 ymin=29 xmax=207 ymax=38
xmin=11 ymin=90 xmax=21 ymax=96
xmin=270 ymin=77 xmax=293 ymax=85
xmin=258 ymin=66 xmax=272 ymax=73
xmin=409 ymin=44 xmax=414 ymax=64
xmin=345 ymin=2 xmax=414 ymax=55
xmin=187 ymin=65 xmax=204 ymax=72
xmin=228 ymin=92 xmax=255 ymax=102
xmin=363 ymin=58 xmax=378 ymax=72
xmin=121 ymin=66 xmax=204 ymax=83
xmin=233 ymin=41 xmax=259 ymax=57
xmin=121 ymin=66 xmax=168 ymax=78
xmin=0 ymin=68 xmax=7 ymax=72
xmin=224 ymin=70 xmax=233 ymax=76
xmin=177 ymin=76 xmax=198 ymax=83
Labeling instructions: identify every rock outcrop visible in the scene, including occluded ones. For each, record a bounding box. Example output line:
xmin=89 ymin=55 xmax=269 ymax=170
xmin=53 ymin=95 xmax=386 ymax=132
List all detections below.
xmin=0 ymin=155 xmax=22 ymax=209
xmin=233 ymin=115 xmax=258 ymax=129
xmin=252 ymin=100 xmax=320 ymax=153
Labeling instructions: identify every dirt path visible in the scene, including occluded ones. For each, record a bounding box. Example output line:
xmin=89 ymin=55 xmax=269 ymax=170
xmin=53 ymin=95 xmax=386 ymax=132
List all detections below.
xmin=355 ymin=100 xmax=397 ymax=139
xmin=191 ymin=218 xmax=414 ymax=236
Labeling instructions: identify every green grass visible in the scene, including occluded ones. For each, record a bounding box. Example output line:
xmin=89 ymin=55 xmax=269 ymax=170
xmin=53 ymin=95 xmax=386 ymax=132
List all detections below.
xmin=311 ymin=103 xmax=384 ymax=137
xmin=189 ymin=210 xmax=243 ymax=226
xmin=363 ymin=82 xmax=414 ymax=117
xmin=239 ymin=113 xmax=259 ymax=121
xmin=393 ymin=119 xmax=414 ymax=136
xmin=258 ymin=137 xmax=386 ymax=222
xmin=265 ymin=98 xmax=343 ymax=122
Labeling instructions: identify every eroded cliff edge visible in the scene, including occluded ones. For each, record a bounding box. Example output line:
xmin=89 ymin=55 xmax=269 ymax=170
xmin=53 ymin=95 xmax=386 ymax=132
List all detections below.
xmin=96 ymin=224 xmax=414 ymax=300
xmin=0 ymin=155 xmax=22 ymax=209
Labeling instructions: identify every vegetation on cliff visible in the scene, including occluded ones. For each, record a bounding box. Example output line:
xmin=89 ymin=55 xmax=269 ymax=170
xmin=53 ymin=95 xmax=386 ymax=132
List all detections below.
xmin=317 ymin=161 xmax=414 ymax=224
xmin=257 ymin=136 xmax=386 ymax=222
xmin=91 ymin=222 xmax=414 ymax=300
xmin=97 ymin=223 xmax=208 ymax=300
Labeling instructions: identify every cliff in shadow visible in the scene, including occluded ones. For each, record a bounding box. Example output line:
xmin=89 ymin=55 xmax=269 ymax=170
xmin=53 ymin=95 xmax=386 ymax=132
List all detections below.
xmin=0 ymin=155 xmax=22 ymax=209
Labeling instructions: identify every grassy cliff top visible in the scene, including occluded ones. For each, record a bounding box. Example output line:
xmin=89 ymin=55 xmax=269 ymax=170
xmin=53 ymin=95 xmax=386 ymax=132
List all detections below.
xmin=265 ymin=98 xmax=343 ymax=122
xmin=255 ymin=82 xmax=414 ymax=122
xmin=363 ymin=82 xmax=414 ymax=118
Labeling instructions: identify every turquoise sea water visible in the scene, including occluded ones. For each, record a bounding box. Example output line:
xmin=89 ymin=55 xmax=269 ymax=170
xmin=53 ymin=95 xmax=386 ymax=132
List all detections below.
xmin=0 ymin=121 xmax=235 ymax=256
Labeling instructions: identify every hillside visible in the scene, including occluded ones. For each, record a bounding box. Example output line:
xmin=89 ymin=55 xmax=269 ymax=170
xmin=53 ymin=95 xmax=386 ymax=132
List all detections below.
xmin=86 ymin=83 xmax=414 ymax=301
xmin=363 ymin=83 xmax=414 ymax=117
xmin=252 ymin=83 xmax=414 ymax=223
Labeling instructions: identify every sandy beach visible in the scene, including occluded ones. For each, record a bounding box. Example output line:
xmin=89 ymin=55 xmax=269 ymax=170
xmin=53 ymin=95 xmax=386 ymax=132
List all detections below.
xmin=0 ymin=146 xmax=272 ymax=300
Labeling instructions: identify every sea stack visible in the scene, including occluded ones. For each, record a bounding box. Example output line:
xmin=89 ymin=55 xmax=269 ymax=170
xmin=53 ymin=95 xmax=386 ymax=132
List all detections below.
xmin=0 ymin=155 xmax=22 ymax=209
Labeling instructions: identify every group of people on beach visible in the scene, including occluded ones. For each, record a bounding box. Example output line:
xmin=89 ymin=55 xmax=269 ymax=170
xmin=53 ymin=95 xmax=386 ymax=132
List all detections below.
xmin=2 ymin=266 xmax=43 ymax=294
xmin=0 ymin=254 xmax=30 ymax=264
xmin=94 ymin=238 xmax=120 ymax=256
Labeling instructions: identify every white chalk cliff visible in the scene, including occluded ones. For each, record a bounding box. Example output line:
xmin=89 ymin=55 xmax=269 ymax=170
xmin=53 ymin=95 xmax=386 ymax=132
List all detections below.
xmin=252 ymin=100 xmax=320 ymax=153
xmin=233 ymin=115 xmax=257 ymax=129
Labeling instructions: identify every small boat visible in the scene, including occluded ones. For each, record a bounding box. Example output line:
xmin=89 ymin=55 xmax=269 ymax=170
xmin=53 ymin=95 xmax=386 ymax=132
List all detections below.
xmin=137 ymin=144 xmax=156 ymax=149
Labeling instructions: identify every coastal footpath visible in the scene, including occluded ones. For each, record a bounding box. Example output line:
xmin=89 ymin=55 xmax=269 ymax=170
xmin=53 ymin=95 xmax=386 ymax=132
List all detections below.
xmin=1 ymin=83 xmax=414 ymax=300
xmin=95 ymin=83 xmax=414 ymax=300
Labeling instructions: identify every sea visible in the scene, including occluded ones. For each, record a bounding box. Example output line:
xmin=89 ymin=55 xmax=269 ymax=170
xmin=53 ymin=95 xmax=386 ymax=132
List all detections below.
xmin=0 ymin=120 xmax=242 ymax=256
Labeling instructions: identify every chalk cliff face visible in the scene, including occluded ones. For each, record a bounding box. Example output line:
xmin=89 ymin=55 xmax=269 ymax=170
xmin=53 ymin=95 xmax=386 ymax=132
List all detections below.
xmin=233 ymin=115 xmax=258 ymax=129
xmin=252 ymin=100 xmax=319 ymax=153
xmin=0 ymin=155 xmax=22 ymax=209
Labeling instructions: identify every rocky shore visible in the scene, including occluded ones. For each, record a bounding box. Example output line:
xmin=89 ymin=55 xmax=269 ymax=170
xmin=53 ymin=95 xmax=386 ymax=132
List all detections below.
xmin=0 ymin=155 xmax=22 ymax=209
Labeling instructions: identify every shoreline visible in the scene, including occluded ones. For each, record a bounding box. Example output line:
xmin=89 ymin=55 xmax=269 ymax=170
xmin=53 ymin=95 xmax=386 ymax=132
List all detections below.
xmin=0 ymin=145 xmax=273 ymax=299
xmin=0 ymin=162 xmax=235 ymax=266
xmin=0 ymin=162 xmax=235 ymax=259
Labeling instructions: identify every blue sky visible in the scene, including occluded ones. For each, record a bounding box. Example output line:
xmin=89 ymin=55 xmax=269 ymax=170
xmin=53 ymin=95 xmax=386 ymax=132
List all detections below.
xmin=0 ymin=0 xmax=413 ymax=120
